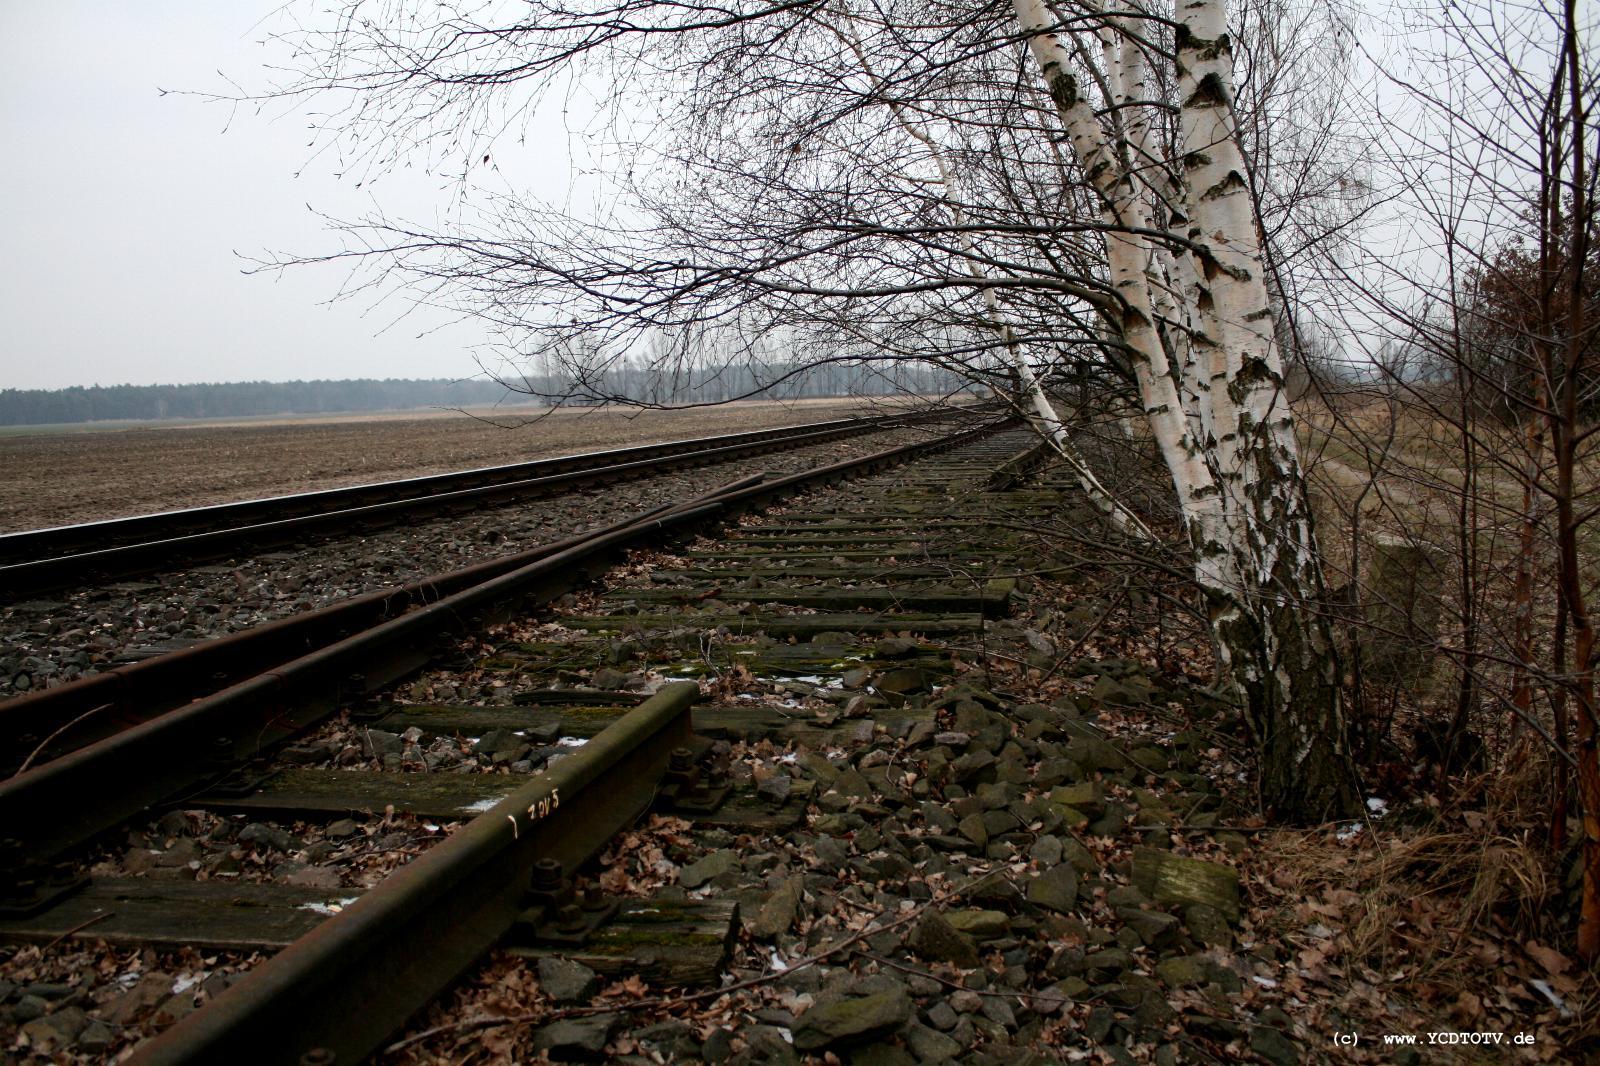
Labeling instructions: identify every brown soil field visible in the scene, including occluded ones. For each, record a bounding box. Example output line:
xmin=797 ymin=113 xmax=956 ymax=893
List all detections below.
xmin=0 ymin=398 xmax=896 ymax=532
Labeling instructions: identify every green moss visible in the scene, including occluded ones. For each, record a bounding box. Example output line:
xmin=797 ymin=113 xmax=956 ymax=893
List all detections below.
xmin=589 ymin=928 xmax=723 ymax=949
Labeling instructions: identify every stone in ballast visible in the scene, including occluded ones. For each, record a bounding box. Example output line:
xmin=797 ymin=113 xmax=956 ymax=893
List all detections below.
xmin=909 ymin=911 xmax=981 ymax=968
xmin=1026 ymin=863 xmax=1079 ymax=914
xmin=792 ymin=990 xmax=913 ymax=1050
xmin=1131 ymin=846 xmax=1240 ymax=920
xmin=532 ymin=1013 xmax=621 ymax=1061
xmin=537 ymin=956 xmax=600 ymax=1003
xmin=680 ymin=849 xmax=740 ymax=888
xmin=944 ymin=909 xmax=1010 ymax=939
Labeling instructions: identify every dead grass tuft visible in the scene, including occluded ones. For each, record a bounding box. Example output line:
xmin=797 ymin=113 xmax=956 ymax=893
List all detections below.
xmin=1338 ymin=828 xmax=1551 ymax=974
xmin=1259 ymin=759 xmax=1596 ymax=1059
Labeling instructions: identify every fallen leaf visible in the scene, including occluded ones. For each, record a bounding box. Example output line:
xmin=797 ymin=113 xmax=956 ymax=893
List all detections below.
xmin=1525 ymin=941 xmax=1571 ymax=978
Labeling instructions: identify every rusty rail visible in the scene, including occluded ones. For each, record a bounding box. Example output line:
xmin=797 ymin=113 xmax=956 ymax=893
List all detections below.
xmin=0 ymin=408 xmax=975 ymax=595
xmin=0 ymin=474 xmax=768 ymax=769
xmin=3 ymin=417 xmax=1023 ymax=1065
xmin=0 ymin=419 xmax=1010 ymax=865
xmin=128 ymin=682 xmax=700 ymax=1066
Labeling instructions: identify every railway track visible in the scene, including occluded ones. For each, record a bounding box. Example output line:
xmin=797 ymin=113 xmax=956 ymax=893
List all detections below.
xmin=0 ymin=422 xmax=1255 ymax=1065
xmin=0 ymin=413 xmax=976 ymax=703
xmin=0 ymin=418 xmax=1029 ymax=1057
xmin=0 ymin=408 xmax=967 ymax=597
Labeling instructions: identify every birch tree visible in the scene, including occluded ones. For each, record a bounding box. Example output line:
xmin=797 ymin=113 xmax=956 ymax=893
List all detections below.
xmin=248 ymin=0 xmax=1359 ymax=821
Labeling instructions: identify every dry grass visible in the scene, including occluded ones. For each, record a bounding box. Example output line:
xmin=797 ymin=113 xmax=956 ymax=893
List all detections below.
xmin=1105 ymin=396 xmax=1599 ymax=1053
xmin=1259 ymin=757 xmax=1596 ymax=1060
xmin=1293 ymin=393 xmax=1598 ymax=771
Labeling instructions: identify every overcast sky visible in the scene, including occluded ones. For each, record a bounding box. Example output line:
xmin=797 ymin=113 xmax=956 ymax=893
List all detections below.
xmin=0 ymin=3 xmax=586 ymax=391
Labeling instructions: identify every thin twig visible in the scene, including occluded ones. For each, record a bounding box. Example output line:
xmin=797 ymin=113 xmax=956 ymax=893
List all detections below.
xmin=12 ymin=703 xmax=114 ymax=778
xmin=1038 ymin=582 xmax=1130 ymax=685
xmin=382 ymin=868 xmax=1003 ymax=1057
xmin=43 ymin=912 xmax=113 ymax=951
xmin=861 ymin=951 xmax=1060 ymax=1004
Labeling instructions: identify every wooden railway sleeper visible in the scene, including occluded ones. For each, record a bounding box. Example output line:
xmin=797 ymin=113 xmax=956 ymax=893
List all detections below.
xmin=0 ymin=839 xmax=86 ymax=919
xmin=3 ymin=424 xmax=1016 ymax=1062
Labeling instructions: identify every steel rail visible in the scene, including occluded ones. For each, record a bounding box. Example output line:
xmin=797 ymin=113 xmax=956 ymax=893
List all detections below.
xmin=0 ymin=408 xmax=966 ymax=576
xmin=0 ymin=420 xmax=903 ymax=596
xmin=0 ymin=419 xmax=1010 ymax=865
xmin=128 ymin=682 xmax=701 ymax=1066
xmin=0 ymin=473 xmax=768 ymax=770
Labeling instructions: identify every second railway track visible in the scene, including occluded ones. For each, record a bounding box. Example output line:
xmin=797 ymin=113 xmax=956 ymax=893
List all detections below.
xmin=0 ymin=410 xmax=977 ymax=700
xmin=0 ymin=420 xmax=1103 ymax=1062
xmin=0 ymin=408 xmax=967 ymax=595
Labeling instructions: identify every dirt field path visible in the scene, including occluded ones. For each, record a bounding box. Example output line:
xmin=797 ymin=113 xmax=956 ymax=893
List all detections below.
xmin=0 ymin=399 xmax=888 ymax=532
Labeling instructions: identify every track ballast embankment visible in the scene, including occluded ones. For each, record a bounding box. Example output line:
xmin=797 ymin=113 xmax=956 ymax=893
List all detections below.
xmin=0 ymin=420 xmax=1076 ymax=1063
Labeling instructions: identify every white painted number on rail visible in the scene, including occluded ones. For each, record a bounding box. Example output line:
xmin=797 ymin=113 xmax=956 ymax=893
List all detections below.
xmin=506 ymin=788 xmax=561 ymax=839
xmin=528 ymin=789 xmax=561 ymax=822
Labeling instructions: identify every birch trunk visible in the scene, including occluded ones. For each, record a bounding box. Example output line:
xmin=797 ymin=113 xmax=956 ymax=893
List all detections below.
xmin=1012 ymin=0 xmax=1229 ymax=567
xmin=1173 ymin=0 xmax=1356 ymax=819
xmin=1015 ymin=0 xmax=1357 ymax=820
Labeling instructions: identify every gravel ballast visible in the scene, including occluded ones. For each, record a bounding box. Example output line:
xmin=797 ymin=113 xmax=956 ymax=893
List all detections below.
xmin=0 ymin=425 xmax=936 ymax=696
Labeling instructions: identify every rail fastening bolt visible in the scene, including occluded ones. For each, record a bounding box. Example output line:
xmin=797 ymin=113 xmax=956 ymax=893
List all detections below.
xmin=532 ymin=858 xmax=563 ymax=890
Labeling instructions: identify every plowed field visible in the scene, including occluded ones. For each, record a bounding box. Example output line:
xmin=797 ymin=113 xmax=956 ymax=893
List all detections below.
xmin=0 ymin=399 xmax=887 ymax=532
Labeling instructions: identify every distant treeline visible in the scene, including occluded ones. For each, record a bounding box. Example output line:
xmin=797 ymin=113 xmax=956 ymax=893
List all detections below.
xmin=0 ymin=361 xmax=968 ymax=426
xmin=0 ymin=379 xmax=517 ymax=426
xmin=528 ymin=359 xmax=967 ymax=407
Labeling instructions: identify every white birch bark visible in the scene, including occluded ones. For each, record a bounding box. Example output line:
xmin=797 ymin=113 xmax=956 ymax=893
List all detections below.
xmin=1015 ymin=0 xmax=1355 ymax=819
xmin=1175 ymin=0 xmax=1304 ymax=529
xmin=1111 ymin=13 xmax=1218 ymax=458
xmin=1171 ymin=0 xmax=1351 ymax=810
xmin=1012 ymin=0 xmax=1237 ymax=596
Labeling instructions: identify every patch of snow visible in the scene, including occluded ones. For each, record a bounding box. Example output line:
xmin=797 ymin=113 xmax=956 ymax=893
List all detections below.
xmin=1335 ymin=822 xmax=1363 ymax=843
xmin=769 ymin=950 xmax=789 ymax=972
xmin=462 ymin=796 xmax=508 ymax=814
xmin=171 ymin=972 xmax=205 ymax=995
xmin=298 ymin=897 xmax=360 ymax=916
xmin=1530 ymin=979 xmax=1571 ymax=1017
xmin=1366 ymin=796 xmax=1389 ymax=816
xmin=556 ymin=736 xmax=587 ymax=748
xmin=1251 ymin=976 xmax=1278 ymax=989
xmin=776 ymin=1027 xmax=793 ymax=1045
